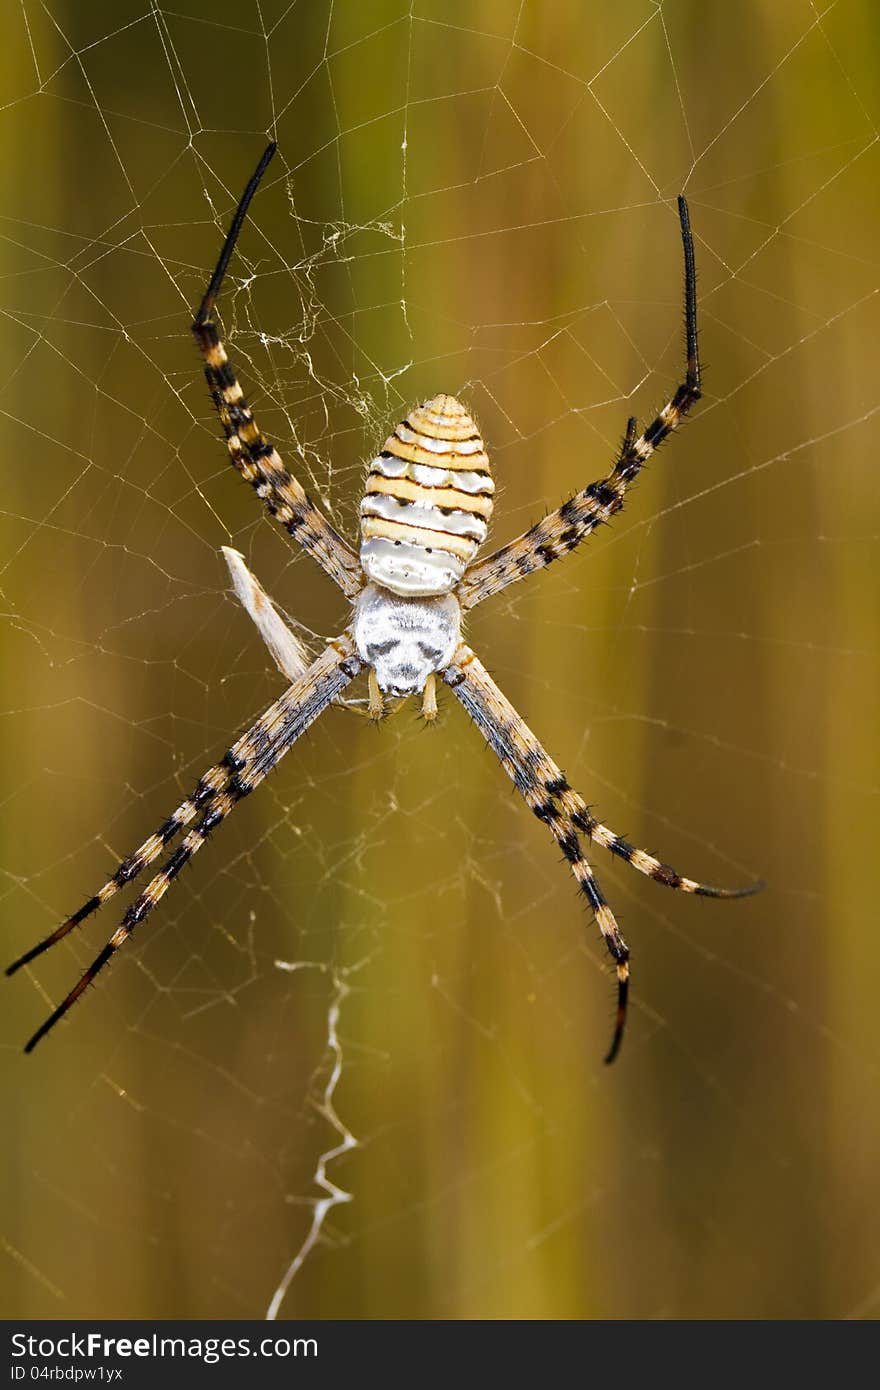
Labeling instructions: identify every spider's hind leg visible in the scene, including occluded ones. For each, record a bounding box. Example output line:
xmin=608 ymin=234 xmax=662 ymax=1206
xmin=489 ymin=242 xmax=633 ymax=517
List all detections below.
xmin=458 ymin=197 xmax=704 ymax=612
xmin=192 ymin=143 xmax=362 ymax=600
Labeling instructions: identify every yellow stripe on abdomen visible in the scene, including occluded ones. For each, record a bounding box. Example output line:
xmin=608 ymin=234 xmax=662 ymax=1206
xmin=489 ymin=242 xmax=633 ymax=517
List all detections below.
xmin=359 ymin=395 xmax=495 ymax=597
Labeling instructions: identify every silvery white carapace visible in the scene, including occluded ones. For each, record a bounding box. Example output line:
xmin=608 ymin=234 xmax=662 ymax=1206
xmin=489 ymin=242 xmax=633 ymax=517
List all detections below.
xmin=353 ymin=585 xmax=461 ymax=697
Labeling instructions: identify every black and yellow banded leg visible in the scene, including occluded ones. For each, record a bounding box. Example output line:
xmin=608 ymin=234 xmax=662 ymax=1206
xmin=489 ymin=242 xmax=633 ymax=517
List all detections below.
xmin=458 ymin=197 xmax=702 ymax=612
xmin=14 ymin=638 xmax=362 ymax=1053
xmin=443 ymin=645 xmax=631 ymax=1064
xmin=442 ymin=643 xmax=760 ymax=1062
xmin=192 ymin=144 xmax=362 ymax=600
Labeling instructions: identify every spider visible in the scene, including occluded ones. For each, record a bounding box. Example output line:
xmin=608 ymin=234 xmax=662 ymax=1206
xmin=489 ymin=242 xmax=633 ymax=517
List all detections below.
xmin=7 ymin=143 xmax=761 ymax=1061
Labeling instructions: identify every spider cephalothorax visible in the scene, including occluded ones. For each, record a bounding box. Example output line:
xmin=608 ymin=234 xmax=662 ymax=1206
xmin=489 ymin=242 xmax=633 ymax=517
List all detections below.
xmin=354 ymin=584 xmax=461 ymax=701
xmin=7 ymin=143 xmax=761 ymax=1062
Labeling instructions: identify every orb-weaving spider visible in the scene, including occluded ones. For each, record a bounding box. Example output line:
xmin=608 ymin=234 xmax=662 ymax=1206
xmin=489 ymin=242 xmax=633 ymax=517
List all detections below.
xmin=7 ymin=143 xmax=761 ymax=1061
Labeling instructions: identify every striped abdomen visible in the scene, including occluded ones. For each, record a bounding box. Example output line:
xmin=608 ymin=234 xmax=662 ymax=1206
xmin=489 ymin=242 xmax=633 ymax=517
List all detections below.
xmin=360 ymin=394 xmax=494 ymax=596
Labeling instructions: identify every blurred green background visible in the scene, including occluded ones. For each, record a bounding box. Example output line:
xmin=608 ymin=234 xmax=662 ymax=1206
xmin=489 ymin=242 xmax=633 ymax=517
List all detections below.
xmin=2 ymin=0 xmax=879 ymax=1320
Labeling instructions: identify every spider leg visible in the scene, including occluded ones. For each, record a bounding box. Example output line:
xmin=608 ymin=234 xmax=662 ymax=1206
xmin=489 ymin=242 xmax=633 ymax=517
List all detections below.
xmin=6 ymin=767 xmax=230 ymax=977
xmin=9 ymin=543 xmax=332 ymax=977
xmin=458 ymin=197 xmax=702 ymax=611
xmin=14 ymin=637 xmax=361 ymax=1052
xmin=443 ymin=645 xmax=631 ymax=1063
xmin=442 ymin=644 xmax=759 ymax=1062
xmin=556 ymin=792 xmax=762 ymax=899
xmin=222 ymin=546 xmax=312 ymax=684
xmin=192 ymin=144 xmax=362 ymax=600
xmin=222 ymin=547 xmax=373 ymax=718
xmin=444 ymin=650 xmax=758 ymax=897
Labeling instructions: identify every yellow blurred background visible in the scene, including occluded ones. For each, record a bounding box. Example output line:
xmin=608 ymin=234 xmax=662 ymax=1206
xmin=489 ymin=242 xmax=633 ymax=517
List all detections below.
xmin=2 ymin=0 xmax=879 ymax=1319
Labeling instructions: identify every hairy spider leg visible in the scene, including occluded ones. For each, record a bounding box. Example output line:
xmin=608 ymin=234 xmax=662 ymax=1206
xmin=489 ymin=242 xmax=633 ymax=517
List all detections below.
xmin=443 ymin=646 xmax=760 ymax=1063
xmin=443 ymin=647 xmax=631 ymax=1063
xmin=192 ymin=143 xmax=362 ymax=598
xmin=15 ymin=640 xmax=361 ymax=1052
xmin=458 ymin=197 xmax=702 ymax=611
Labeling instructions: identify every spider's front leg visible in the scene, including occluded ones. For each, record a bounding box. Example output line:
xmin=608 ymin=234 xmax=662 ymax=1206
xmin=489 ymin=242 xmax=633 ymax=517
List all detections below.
xmin=223 ymin=550 xmax=431 ymax=725
xmin=458 ymin=197 xmax=702 ymax=612
xmin=443 ymin=645 xmax=760 ymax=1063
xmin=443 ymin=647 xmax=631 ymax=1062
xmin=223 ymin=547 xmax=386 ymax=719
xmin=8 ymin=638 xmax=362 ymax=1052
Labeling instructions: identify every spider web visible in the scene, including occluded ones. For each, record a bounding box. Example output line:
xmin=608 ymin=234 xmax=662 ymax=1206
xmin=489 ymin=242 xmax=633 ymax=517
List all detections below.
xmin=2 ymin=0 xmax=879 ymax=1321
